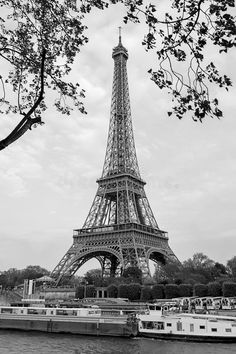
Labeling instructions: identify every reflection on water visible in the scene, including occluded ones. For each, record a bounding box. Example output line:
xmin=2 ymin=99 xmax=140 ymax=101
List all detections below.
xmin=0 ymin=331 xmax=236 ymax=354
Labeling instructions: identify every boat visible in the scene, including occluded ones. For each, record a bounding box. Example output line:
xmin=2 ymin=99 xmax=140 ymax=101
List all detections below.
xmin=0 ymin=305 xmax=138 ymax=337
xmin=137 ymin=304 xmax=236 ymax=342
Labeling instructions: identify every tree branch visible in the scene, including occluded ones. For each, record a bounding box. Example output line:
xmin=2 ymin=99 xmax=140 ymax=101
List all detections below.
xmin=0 ymin=48 xmax=46 ymax=151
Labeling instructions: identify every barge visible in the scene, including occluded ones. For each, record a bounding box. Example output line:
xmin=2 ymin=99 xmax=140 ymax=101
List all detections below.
xmin=0 ymin=305 xmax=137 ymax=337
xmin=137 ymin=304 xmax=236 ymax=342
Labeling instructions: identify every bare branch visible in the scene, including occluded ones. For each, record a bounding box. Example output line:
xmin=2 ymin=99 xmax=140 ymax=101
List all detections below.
xmin=0 ymin=47 xmax=46 ymax=150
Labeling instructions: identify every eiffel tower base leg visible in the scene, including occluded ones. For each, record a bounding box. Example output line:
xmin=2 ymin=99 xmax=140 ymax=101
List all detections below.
xmin=97 ymin=255 xmax=121 ymax=279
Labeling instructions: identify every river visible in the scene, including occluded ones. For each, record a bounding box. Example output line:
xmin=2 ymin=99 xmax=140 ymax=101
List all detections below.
xmin=0 ymin=331 xmax=236 ymax=354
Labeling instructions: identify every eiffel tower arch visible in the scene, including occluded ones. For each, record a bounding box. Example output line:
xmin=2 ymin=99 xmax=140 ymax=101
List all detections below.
xmin=51 ymin=32 xmax=178 ymax=285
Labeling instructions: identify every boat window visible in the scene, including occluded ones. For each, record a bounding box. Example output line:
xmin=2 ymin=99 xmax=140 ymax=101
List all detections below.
xmin=190 ymin=324 xmax=194 ymax=332
xmin=142 ymin=321 xmax=154 ymax=329
xmin=1 ymin=308 xmax=13 ymax=314
xmin=149 ymin=306 xmax=155 ymax=311
xmin=56 ymin=310 xmax=68 ymax=316
xmin=177 ymin=321 xmax=182 ymax=331
xmin=27 ymin=309 xmax=39 ymax=315
xmin=211 ymin=328 xmax=217 ymax=332
xmin=199 ymin=325 xmax=205 ymax=329
xmin=154 ymin=322 xmax=164 ymax=330
xmin=88 ymin=310 xmax=101 ymax=315
xmin=166 ymin=323 xmax=172 ymax=327
xmin=31 ymin=309 xmax=47 ymax=315
xmin=64 ymin=310 xmax=74 ymax=316
xmin=225 ymin=328 xmax=232 ymax=332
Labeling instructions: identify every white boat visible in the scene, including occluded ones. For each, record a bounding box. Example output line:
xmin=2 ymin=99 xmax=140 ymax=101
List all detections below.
xmin=137 ymin=304 xmax=236 ymax=342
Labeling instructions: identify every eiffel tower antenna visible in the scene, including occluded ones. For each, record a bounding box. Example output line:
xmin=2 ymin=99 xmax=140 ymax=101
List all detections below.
xmin=119 ymin=26 xmax=122 ymax=44
xmin=51 ymin=33 xmax=178 ymax=285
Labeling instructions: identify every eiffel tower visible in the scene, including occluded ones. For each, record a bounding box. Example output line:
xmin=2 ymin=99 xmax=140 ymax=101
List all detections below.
xmin=51 ymin=31 xmax=178 ymax=284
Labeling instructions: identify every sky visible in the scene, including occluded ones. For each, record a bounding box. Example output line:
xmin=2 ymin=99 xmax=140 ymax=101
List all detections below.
xmin=0 ymin=2 xmax=236 ymax=275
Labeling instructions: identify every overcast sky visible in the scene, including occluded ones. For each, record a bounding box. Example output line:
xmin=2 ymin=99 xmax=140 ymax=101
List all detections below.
xmin=0 ymin=2 xmax=236 ymax=274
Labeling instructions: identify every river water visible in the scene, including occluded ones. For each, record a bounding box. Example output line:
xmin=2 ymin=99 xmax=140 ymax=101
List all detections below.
xmin=0 ymin=331 xmax=236 ymax=354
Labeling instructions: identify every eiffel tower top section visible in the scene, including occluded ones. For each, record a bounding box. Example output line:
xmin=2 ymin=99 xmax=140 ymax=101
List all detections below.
xmin=101 ymin=30 xmax=141 ymax=181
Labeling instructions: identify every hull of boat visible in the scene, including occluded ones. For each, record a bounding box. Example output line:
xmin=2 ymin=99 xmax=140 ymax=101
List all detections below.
xmin=0 ymin=315 xmax=137 ymax=337
xmin=139 ymin=331 xmax=236 ymax=343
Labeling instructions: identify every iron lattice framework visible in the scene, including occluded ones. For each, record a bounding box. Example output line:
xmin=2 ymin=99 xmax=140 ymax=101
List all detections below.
xmin=51 ymin=34 xmax=178 ymax=284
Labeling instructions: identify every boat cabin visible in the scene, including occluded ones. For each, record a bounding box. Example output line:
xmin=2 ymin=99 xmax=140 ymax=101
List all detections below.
xmin=0 ymin=306 xmax=102 ymax=317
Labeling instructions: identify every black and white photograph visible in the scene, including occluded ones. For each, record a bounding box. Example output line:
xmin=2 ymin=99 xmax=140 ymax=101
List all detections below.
xmin=0 ymin=0 xmax=236 ymax=353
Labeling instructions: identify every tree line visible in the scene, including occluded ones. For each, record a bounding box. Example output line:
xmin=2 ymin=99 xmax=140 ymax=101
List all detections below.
xmin=0 ymin=265 xmax=49 ymax=289
xmin=1 ymin=253 xmax=236 ymax=292
xmin=75 ymin=281 xmax=236 ymax=302
xmin=82 ymin=253 xmax=236 ymax=287
xmin=153 ymin=252 xmax=236 ymax=285
xmin=74 ymin=253 xmax=236 ymax=300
